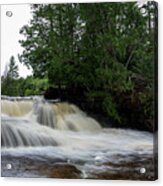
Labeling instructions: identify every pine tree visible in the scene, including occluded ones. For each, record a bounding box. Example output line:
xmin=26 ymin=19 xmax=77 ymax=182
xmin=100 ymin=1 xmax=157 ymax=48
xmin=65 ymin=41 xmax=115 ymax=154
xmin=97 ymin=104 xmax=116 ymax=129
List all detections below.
xmin=1 ymin=56 xmax=19 ymax=96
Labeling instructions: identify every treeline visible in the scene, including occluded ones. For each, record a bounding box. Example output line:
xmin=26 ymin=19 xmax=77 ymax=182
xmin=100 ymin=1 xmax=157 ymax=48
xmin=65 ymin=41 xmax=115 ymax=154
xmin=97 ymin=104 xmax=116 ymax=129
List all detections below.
xmin=2 ymin=2 xmax=157 ymax=131
xmin=1 ymin=56 xmax=48 ymax=96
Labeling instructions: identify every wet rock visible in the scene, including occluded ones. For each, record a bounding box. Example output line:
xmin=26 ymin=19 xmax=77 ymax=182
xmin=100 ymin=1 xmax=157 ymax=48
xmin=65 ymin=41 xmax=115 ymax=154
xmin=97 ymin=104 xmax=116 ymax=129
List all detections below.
xmin=1 ymin=155 xmax=81 ymax=179
xmin=90 ymin=156 xmax=156 ymax=181
xmin=46 ymin=163 xmax=81 ymax=179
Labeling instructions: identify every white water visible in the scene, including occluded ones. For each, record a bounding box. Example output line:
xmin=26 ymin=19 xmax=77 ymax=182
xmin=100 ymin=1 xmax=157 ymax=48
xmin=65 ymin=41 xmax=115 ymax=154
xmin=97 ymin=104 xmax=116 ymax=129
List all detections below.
xmin=1 ymin=97 xmax=154 ymax=178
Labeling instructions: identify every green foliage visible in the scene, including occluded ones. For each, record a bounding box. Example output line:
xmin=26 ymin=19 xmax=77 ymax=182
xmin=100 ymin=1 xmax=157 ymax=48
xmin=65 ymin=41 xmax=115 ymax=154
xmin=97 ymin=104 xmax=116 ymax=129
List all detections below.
xmin=1 ymin=56 xmax=49 ymax=96
xmin=23 ymin=77 xmax=49 ymax=96
xmin=103 ymin=95 xmax=121 ymax=123
xmin=1 ymin=56 xmax=19 ymax=96
xmin=7 ymin=56 xmax=19 ymax=79
xmin=17 ymin=2 xmax=157 ymax=129
xmin=2 ymin=74 xmax=49 ymax=97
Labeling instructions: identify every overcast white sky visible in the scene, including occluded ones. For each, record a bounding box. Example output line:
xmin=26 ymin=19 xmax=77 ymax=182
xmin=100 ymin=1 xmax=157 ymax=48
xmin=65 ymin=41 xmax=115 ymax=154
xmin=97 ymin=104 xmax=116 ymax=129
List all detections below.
xmin=0 ymin=2 xmax=146 ymax=79
xmin=1 ymin=5 xmax=33 ymax=77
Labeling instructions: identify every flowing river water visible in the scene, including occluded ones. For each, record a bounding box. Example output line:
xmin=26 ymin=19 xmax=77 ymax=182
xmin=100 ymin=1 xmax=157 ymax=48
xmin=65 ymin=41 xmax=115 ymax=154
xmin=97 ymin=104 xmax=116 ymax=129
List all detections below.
xmin=1 ymin=96 xmax=156 ymax=180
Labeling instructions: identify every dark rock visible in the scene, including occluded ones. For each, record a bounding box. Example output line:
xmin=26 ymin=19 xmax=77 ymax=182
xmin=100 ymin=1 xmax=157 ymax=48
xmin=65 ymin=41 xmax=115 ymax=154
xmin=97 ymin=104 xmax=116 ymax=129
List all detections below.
xmin=47 ymin=163 xmax=81 ymax=179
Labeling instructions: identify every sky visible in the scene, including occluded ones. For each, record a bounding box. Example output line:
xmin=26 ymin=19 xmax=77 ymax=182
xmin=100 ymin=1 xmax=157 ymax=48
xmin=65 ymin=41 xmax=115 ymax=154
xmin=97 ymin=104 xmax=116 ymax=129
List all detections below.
xmin=0 ymin=2 xmax=145 ymax=79
xmin=1 ymin=5 xmax=33 ymax=77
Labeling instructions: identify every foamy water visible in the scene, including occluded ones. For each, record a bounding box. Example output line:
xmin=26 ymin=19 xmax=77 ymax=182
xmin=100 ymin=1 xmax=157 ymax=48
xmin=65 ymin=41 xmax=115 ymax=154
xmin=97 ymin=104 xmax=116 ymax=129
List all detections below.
xmin=1 ymin=97 xmax=154 ymax=179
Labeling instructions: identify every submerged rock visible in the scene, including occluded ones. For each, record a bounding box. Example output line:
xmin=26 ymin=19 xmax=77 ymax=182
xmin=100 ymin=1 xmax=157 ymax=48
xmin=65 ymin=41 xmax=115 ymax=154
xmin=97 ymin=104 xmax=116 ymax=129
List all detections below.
xmin=47 ymin=163 xmax=81 ymax=179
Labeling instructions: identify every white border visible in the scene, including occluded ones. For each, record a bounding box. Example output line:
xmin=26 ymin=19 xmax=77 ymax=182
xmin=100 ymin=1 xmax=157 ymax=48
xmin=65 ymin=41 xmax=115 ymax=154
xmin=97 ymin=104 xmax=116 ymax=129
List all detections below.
xmin=0 ymin=0 xmax=162 ymax=186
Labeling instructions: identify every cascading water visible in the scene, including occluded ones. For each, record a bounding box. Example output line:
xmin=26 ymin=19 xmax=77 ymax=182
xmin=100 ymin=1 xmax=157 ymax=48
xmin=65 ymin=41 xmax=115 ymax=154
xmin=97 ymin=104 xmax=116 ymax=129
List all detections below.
xmin=1 ymin=100 xmax=33 ymax=117
xmin=36 ymin=102 xmax=101 ymax=131
xmin=1 ymin=97 xmax=155 ymax=180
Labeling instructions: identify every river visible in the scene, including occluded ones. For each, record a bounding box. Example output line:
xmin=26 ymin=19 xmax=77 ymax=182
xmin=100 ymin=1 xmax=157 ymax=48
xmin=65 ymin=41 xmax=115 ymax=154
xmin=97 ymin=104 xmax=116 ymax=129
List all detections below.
xmin=1 ymin=96 xmax=156 ymax=180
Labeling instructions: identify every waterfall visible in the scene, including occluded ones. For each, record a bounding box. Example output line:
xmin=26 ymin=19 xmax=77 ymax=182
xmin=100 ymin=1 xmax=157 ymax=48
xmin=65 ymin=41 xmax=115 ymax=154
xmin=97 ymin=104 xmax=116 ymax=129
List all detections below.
xmin=1 ymin=99 xmax=101 ymax=132
xmin=1 ymin=97 xmax=152 ymax=152
xmin=1 ymin=97 xmax=102 ymax=147
xmin=1 ymin=118 xmax=59 ymax=147
xmin=36 ymin=102 xmax=101 ymax=131
xmin=1 ymin=100 xmax=33 ymax=117
xmin=1 ymin=97 xmax=154 ymax=179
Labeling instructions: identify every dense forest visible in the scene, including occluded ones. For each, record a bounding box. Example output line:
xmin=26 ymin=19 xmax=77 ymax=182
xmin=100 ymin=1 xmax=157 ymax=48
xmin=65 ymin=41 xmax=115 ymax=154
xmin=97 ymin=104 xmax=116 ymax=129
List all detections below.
xmin=1 ymin=2 xmax=158 ymax=131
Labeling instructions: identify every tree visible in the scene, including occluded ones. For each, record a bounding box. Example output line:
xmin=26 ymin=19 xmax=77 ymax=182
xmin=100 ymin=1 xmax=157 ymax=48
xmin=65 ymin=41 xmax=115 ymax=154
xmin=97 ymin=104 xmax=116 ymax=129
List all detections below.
xmin=18 ymin=2 xmax=157 ymax=131
xmin=1 ymin=56 xmax=19 ymax=96
xmin=7 ymin=56 xmax=19 ymax=79
xmin=19 ymin=4 xmax=81 ymax=89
